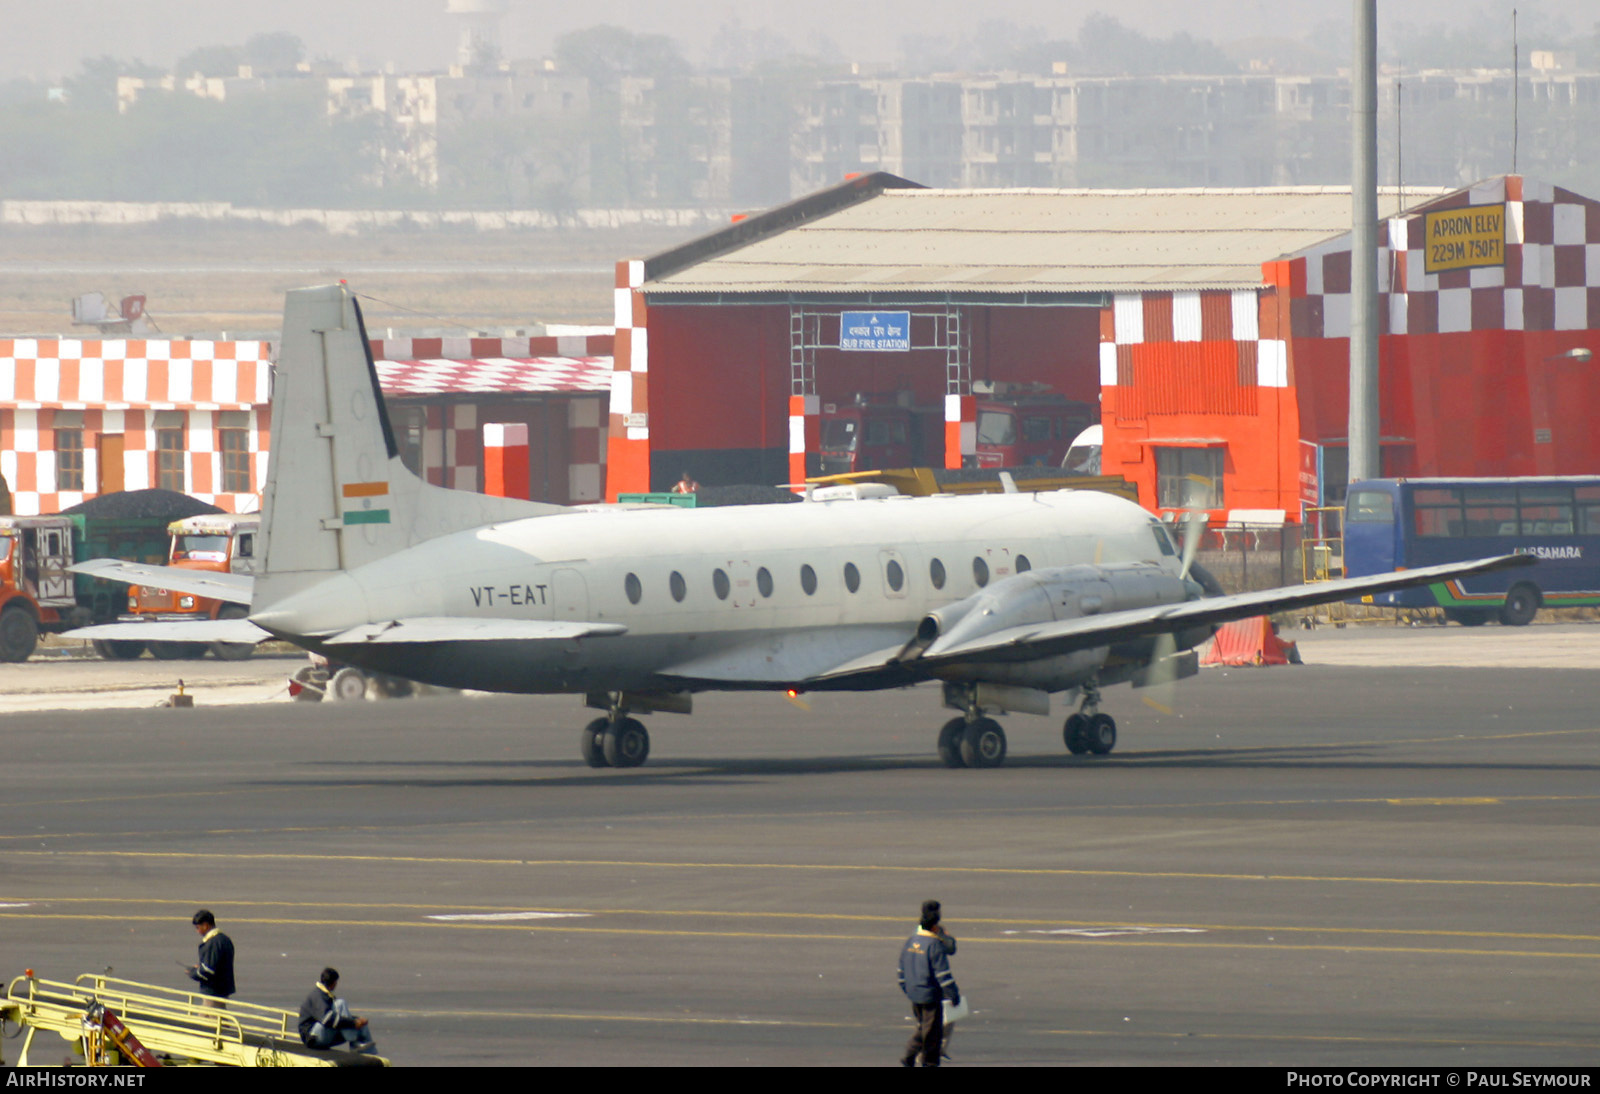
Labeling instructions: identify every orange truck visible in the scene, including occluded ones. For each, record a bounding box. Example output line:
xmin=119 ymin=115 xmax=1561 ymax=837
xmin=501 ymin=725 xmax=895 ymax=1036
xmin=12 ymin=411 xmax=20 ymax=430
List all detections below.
xmin=112 ymin=513 xmax=260 ymax=661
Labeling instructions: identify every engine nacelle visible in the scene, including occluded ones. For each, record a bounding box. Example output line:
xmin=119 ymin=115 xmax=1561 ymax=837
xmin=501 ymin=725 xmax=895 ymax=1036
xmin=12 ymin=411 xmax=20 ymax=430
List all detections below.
xmin=916 ymin=562 xmax=1195 ymax=693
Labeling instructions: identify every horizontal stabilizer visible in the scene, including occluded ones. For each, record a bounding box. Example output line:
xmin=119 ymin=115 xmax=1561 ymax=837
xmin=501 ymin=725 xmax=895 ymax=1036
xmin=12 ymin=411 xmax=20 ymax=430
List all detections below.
xmin=322 ymin=618 xmax=628 ymax=645
xmin=70 ymin=559 xmax=254 ymax=605
xmin=66 ymin=618 xmax=269 ymax=644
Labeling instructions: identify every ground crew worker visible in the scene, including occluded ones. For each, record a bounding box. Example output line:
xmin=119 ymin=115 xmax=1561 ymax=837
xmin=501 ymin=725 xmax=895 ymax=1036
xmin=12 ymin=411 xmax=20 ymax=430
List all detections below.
xmin=897 ymin=898 xmax=960 ymax=1066
xmin=187 ymin=909 xmax=235 ymax=1007
xmin=671 ymin=470 xmax=701 ymax=494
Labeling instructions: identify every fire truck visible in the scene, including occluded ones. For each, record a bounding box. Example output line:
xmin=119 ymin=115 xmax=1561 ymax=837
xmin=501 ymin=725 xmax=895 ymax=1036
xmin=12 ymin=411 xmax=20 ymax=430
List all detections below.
xmin=115 ymin=513 xmax=260 ymax=661
xmin=970 ymin=382 xmax=1097 ymax=468
xmin=819 ymin=385 xmax=1097 ymax=473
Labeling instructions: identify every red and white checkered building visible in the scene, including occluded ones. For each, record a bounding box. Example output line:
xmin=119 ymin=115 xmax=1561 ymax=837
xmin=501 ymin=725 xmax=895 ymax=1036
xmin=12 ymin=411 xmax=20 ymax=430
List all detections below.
xmin=0 ymin=333 xmax=612 ymax=516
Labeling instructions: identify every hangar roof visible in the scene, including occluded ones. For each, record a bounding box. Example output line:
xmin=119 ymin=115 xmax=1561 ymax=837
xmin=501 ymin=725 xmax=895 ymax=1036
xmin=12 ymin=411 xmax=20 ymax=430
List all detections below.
xmin=642 ymin=182 xmax=1446 ymax=298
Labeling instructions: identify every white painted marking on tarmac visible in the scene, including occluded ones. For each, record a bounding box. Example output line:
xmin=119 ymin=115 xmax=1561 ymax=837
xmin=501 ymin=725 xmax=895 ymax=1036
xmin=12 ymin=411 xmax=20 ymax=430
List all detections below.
xmin=0 ymin=903 xmax=32 ymax=909
xmin=425 ymin=911 xmax=593 ymax=922
xmin=1003 ymin=926 xmax=1207 ymax=938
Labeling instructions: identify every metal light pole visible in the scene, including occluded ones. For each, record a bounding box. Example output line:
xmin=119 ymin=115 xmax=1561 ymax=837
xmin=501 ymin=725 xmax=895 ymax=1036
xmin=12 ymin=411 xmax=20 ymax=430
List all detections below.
xmin=1348 ymin=0 xmax=1381 ymax=486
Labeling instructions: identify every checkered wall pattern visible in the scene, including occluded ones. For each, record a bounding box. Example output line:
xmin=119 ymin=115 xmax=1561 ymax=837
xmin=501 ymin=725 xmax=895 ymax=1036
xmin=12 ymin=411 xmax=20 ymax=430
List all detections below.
xmin=1280 ymin=177 xmax=1600 ymax=339
xmin=0 ymin=338 xmax=271 ymax=515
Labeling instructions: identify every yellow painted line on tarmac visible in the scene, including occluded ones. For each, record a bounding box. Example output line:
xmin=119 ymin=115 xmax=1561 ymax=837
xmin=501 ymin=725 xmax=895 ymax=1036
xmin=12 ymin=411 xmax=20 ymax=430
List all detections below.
xmin=1042 ymin=1028 xmax=1598 ymax=1051
xmin=8 ymin=848 xmax=1600 ymax=891
xmin=1 ymin=913 xmax=1597 ymax=960
xmin=5 ymin=897 xmax=1600 ymax=946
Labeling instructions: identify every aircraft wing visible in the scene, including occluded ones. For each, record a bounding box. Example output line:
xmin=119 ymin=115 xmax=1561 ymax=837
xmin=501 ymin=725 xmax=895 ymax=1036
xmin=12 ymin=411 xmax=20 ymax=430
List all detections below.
xmin=813 ymin=553 xmax=1534 ymax=682
xmin=67 ymin=618 xmax=270 ymax=643
xmin=321 ymin=618 xmax=628 ymax=645
xmin=70 ymin=559 xmax=255 ymax=605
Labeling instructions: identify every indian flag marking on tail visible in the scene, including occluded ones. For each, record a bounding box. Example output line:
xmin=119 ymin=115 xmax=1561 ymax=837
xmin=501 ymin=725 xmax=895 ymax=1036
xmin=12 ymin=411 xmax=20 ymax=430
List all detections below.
xmin=342 ymin=481 xmax=391 ymax=524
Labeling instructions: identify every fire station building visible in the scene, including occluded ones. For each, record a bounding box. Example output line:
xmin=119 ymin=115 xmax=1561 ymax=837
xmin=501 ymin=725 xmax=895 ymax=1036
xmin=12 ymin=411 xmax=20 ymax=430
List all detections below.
xmin=608 ymin=173 xmax=1600 ymax=520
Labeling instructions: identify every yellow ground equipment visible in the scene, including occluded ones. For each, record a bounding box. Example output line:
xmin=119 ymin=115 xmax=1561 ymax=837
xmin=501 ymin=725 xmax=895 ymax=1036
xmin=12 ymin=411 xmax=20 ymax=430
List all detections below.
xmin=0 ymin=972 xmax=387 ymax=1067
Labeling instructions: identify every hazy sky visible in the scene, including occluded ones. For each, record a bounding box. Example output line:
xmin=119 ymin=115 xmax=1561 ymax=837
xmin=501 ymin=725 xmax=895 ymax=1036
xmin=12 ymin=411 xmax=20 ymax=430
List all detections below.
xmin=1 ymin=0 xmax=1589 ymax=80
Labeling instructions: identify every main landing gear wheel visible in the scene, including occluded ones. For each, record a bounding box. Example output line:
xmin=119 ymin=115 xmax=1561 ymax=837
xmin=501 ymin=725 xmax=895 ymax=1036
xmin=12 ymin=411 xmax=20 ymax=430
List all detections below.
xmin=581 ymin=718 xmax=610 ymax=768
xmin=959 ymin=718 xmax=1007 ymax=768
xmin=329 ymin=666 xmax=368 ymax=702
xmin=1064 ymin=713 xmax=1091 ymax=755
xmin=937 ymin=718 xmax=967 ymax=768
xmin=602 ymin=717 xmax=650 ymax=768
xmin=1065 ymin=712 xmax=1117 ymax=756
xmin=1086 ymin=713 xmax=1117 ymax=755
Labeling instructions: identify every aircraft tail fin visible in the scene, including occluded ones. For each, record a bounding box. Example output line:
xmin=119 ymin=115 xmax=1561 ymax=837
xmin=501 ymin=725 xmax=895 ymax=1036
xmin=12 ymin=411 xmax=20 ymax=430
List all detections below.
xmin=254 ymin=284 xmax=564 ymax=611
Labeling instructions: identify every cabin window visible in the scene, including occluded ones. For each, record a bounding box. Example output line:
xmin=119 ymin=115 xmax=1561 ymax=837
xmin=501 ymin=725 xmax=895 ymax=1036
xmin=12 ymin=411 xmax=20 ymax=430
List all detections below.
xmin=800 ymin=564 xmax=818 ymax=595
xmin=713 ymin=568 xmax=731 ymax=600
xmin=669 ymin=571 xmax=686 ymax=602
xmin=624 ymin=572 xmax=642 ymax=605
xmin=1016 ymin=555 xmax=1031 ymax=573
xmin=973 ymin=556 xmax=990 ymax=587
xmin=885 ymin=559 xmax=904 ymax=591
xmin=843 ymin=562 xmax=861 ymax=593
xmin=929 ymin=558 xmax=946 ymax=589
xmin=756 ymin=567 xmax=774 ymax=598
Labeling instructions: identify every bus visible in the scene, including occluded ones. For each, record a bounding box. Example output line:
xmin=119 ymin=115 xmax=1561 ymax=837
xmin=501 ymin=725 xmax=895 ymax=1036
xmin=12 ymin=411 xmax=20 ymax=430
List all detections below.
xmin=1343 ymin=477 xmax=1600 ymax=625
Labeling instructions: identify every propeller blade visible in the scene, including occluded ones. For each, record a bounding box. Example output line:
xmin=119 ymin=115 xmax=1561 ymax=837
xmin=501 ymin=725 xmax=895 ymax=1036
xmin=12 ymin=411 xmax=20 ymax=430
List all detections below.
xmin=1140 ymin=631 xmax=1179 ymax=715
xmin=1178 ymin=508 xmax=1206 ymax=581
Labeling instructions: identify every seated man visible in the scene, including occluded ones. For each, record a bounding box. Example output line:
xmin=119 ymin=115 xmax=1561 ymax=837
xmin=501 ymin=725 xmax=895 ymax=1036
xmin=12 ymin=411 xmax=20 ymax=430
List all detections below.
xmin=298 ymin=967 xmax=377 ymax=1054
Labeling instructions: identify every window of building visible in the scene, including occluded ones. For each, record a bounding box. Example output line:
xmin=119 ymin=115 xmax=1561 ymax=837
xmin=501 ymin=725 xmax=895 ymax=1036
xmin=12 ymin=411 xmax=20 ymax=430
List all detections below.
xmin=53 ymin=412 xmax=84 ymax=491
xmin=398 ymin=407 xmax=426 ymax=476
xmin=218 ymin=411 xmax=251 ymax=493
xmin=155 ymin=411 xmax=185 ymax=492
xmin=1155 ymin=447 xmax=1224 ymax=509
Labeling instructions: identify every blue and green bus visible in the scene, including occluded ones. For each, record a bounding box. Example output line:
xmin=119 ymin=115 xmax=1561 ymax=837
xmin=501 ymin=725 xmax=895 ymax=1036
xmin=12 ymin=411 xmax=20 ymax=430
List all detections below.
xmin=1343 ymin=477 xmax=1600 ymax=625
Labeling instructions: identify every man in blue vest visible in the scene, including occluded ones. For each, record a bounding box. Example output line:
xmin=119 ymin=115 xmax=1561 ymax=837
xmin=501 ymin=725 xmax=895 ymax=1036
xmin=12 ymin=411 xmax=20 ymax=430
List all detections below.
xmin=897 ymin=899 xmax=960 ymax=1066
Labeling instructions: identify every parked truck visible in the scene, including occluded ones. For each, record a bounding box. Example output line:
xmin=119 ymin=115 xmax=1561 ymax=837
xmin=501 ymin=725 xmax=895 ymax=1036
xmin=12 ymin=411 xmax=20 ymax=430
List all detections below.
xmin=0 ymin=514 xmax=172 ymax=662
xmin=110 ymin=513 xmax=261 ymax=661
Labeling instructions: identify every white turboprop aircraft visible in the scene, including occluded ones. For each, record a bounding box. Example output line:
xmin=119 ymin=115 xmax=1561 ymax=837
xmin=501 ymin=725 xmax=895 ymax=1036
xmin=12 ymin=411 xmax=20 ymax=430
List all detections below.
xmin=73 ymin=284 xmax=1531 ymax=769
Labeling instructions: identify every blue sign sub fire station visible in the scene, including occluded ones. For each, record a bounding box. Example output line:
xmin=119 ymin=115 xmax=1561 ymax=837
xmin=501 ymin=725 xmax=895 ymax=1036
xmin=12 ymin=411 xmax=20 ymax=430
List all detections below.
xmin=839 ymin=311 xmax=911 ymax=352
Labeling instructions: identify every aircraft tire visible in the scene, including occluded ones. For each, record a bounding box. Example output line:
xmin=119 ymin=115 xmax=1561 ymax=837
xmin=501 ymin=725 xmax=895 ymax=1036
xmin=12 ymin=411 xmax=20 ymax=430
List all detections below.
xmin=211 ymin=606 xmax=255 ymax=661
xmin=93 ymin=639 xmax=147 ymax=661
xmin=937 ymin=718 xmax=967 ymax=768
xmin=1498 ymin=583 xmax=1540 ymax=627
xmin=1063 ymin=713 xmax=1092 ymax=755
xmin=329 ymin=666 xmax=368 ymax=701
xmin=582 ymin=718 xmax=611 ymax=768
xmin=959 ymin=718 xmax=1007 ymax=768
xmin=0 ymin=607 xmax=37 ymax=663
xmin=603 ymin=717 xmax=650 ymax=768
xmin=1087 ymin=713 xmax=1117 ymax=755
